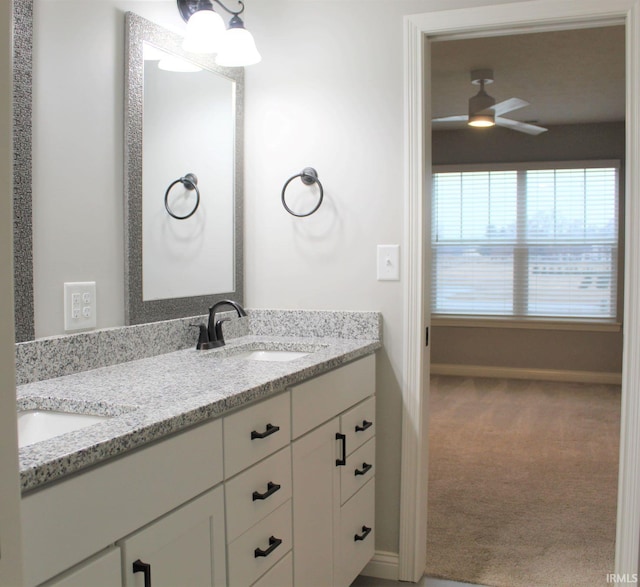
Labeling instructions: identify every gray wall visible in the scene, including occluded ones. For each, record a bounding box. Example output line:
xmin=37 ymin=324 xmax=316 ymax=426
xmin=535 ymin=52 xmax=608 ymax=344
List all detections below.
xmin=431 ymin=122 xmax=625 ymax=375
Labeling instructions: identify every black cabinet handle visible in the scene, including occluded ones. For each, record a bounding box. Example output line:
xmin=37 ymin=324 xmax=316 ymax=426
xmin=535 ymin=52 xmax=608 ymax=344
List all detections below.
xmin=355 ymin=420 xmax=373 ymax=432
xmin=251 ymin=423 xmax=280 ymax=440
xmin=252 ymin=481 xmax=281 ymax=501
xmin=133 ymin=559 xmax=151 ymax=587
xmin=254 ymin=535 xmax=283 ymax=558
xmin=355 ymin=462 xmax=373 ymax=476
xmin=354 ymin=526 xmax=372 ymax=542
xmin=336 ymin=433 xmax=346 ymax=466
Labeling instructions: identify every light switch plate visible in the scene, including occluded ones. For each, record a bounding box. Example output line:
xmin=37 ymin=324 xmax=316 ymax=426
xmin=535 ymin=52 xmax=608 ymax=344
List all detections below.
xmin=64 ymin=282 xmax=97 ymax=331
xmin=377 ymin=245 xmax=400 ymax=281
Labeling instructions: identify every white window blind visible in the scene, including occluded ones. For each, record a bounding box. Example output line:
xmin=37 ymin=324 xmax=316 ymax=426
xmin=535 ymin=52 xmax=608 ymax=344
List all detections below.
xmin=432 ymin=161 xmax=619 ymax=321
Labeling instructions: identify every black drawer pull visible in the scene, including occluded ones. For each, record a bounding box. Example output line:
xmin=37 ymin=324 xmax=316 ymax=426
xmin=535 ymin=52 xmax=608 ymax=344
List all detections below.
xmin=252 ymin=481 xmax=281 ymax=501
xmin=354 ymin=526 xmax=372 ymax=542
xmin=254 ymin=535 xmax=283 ymax=558
xmin=355 ymin=420 xmax=373 ymax=432
xmin=355 ymin=462 xmax=373 ymax=476
xmin=133 ymin=559 xmax=152 ymax=587
xmin=336 ymin=433 xmax=347 ymax=466
xmin=251 ymin=423 xmax=280 ymax=440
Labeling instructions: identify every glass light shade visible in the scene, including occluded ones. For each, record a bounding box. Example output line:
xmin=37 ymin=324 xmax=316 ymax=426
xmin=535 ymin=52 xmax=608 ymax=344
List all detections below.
xmin=215 ymin=27 xmax=262 ymax=67
xmin=182 ymin=9 xmax=226 ymax=54
xmin=468 ymin=114 xmax=495 ymax=128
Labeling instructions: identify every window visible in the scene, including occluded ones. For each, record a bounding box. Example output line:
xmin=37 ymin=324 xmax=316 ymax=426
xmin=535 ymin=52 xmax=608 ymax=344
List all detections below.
xmin=432 ymin=161 xmax=620 ymax=321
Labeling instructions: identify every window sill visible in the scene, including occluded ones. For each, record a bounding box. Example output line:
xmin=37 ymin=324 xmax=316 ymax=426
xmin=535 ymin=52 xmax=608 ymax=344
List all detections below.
xmin=431 ymin=316 xmax=622 ymax=333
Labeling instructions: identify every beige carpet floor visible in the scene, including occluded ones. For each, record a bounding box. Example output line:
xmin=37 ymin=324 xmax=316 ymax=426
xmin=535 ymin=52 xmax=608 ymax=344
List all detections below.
xmin=425 ymin=376 xmax=621 ymax=587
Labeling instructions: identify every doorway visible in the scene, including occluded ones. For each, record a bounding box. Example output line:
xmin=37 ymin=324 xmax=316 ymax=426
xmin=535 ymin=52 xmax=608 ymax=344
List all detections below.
xmin=400 ymin=1 xmax=640 ymax=583
xmin=427 ymin=28 xmax=624 ymax=582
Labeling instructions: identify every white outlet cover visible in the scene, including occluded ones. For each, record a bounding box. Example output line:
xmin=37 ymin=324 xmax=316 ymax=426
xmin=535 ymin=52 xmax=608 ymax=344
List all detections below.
xmin=377 ymin=245 xmax=400 ymax=281
xmin=64 ymin=282 xmax=97 ymax=331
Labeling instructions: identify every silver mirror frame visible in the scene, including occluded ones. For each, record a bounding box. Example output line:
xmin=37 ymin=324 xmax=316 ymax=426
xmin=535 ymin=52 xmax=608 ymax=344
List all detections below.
xmin=12 ymin=0 xmax=35 ymax=342
xmin=124 ymin=12 xmax=244 ymax=324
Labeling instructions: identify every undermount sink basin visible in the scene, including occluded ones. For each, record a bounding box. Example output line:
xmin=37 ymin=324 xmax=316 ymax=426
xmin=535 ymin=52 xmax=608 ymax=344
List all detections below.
xmin=232 ymin=350 xmax=310 ymax=362
xmin=18 ymin=410 xmax=112 ymax=448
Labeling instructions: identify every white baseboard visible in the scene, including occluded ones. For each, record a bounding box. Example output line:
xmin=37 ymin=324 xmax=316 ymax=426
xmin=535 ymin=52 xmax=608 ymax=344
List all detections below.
xmin=361 ymin=550 xmax=400 ymax=581
xmin=431 ymin=363 xmax=622 ymax=385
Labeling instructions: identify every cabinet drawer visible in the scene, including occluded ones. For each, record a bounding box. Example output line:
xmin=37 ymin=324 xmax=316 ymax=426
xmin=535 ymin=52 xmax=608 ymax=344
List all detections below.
xmin=251 ymin=551 xmax=292 ymax=587
xmin=291 ymin=354 xmax=375 ymax=439
xmin=228 ymin=500 xmax=292 ymax=587
xmin=341 ymin=438 xmax=375 ymax=505
xmin=337 ymin=480 xmax=375 ymax=587
xmin=341 ymin=396 xmax=375 ymax=456
xmin=226 ymin=447 xmax=292 ymax=542
xmin=224 ymin=392 xmax=291 ymax=477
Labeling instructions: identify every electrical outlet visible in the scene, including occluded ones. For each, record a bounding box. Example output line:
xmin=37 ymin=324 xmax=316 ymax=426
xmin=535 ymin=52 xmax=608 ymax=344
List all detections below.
xmin=64 ymin=282 xmax=97 ymax=331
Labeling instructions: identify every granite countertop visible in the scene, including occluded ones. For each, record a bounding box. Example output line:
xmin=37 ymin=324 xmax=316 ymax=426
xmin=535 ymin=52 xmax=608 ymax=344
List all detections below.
xmin=17 ymin=333 xmax=381 ymax=493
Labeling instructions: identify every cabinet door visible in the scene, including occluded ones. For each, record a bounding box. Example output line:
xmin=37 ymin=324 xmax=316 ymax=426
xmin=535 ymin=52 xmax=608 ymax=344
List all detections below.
xmin=41 ymin=548 xmax=122 ymax=587
xmin=120 ymin=486 xmax=226 ymax=587
xmin=292 ymin=418 xmax=340 ymax=587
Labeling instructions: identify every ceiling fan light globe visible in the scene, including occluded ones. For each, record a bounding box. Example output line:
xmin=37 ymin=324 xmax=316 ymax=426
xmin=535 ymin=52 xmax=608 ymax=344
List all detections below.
xmin=468 ymin=114 xmax=495 ymax=128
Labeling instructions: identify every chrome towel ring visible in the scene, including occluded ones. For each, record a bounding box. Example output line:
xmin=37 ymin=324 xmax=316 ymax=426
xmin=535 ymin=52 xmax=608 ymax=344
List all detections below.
xmin=165 ymin=173 xmax=200 ymax=220
xmin=281 ymin=167 xmax=324 ymax=217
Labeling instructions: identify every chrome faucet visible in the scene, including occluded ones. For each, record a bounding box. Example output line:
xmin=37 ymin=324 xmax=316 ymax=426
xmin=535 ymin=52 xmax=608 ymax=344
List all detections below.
xmin=200 ymin=299 xmax=247 ymax=349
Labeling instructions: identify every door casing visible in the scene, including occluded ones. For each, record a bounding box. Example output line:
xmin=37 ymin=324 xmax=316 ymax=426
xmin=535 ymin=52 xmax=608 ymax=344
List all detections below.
xmin=401 ymin=0 xmax=640 ymax=581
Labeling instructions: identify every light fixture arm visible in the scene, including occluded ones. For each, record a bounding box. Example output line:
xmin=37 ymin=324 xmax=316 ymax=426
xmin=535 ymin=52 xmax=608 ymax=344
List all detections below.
xmin=177 ymin=0 xmax=245 ymax=23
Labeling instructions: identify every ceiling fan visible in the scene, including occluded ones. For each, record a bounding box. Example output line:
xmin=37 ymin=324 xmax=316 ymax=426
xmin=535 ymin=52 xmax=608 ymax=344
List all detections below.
xmin=432 ymin=69 xmax=548 ymax=136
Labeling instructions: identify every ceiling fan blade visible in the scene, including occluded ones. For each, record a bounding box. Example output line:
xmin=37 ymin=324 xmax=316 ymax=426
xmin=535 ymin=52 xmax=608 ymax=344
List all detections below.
xmin=495 ymin=116 xmax=548 ymax=135
xmin=432 ymin=115 xmax=468 ymax=123
xmin=491 ymin=97 xmax=530 ymax=116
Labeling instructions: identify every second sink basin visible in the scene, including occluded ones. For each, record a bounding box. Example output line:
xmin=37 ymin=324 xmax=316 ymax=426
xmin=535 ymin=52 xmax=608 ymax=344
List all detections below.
xmin=231 ymin=350 xmax=310 ymax=362
xmin=18 ymin=410 xmax=112 ymax=448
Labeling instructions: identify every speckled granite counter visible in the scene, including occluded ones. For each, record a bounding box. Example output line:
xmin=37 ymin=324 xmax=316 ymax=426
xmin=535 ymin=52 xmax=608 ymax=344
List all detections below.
xmin=17 ymin=317 xmax=381 ymax=493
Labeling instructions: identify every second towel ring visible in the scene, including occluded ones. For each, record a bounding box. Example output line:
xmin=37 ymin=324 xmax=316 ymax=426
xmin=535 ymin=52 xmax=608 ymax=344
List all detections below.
xmin=281 ymin=167 xmax=324 ymax=217
xmin=165 ymin=173 xmax=200 ymax=220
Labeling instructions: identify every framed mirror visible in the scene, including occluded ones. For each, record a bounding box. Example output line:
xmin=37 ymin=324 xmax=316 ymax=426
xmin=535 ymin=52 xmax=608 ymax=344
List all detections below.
xmin=124 ymin=12 xmax=244 ymax=325
xmin=12 ymin=0 xmax=34 ymax=342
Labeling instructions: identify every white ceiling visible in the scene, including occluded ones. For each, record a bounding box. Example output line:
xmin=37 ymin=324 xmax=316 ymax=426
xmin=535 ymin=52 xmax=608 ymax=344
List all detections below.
xmin=430 ymin=25 xmax=625 ymax=128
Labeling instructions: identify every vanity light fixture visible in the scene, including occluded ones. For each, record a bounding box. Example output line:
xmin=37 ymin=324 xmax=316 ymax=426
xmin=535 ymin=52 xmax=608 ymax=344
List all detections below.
xmin=177 ymin=0 xmax=261 ymax=66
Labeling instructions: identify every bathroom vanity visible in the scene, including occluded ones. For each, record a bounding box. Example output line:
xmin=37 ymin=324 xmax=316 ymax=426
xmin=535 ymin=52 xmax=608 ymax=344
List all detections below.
xmin=16 ymin=311 xmax=381 ymax=587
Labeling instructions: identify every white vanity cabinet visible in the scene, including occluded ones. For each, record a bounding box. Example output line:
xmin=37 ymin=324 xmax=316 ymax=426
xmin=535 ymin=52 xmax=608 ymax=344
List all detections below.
xmin=21 ymin=351 xmax=376 ymax=587
xmin=291 ymin=354 xmax=376 ymax=587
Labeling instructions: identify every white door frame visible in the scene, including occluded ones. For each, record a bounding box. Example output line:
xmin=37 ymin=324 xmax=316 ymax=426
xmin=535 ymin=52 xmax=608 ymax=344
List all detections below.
xmin=400 ymin=0 xmax=640 ymax=581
